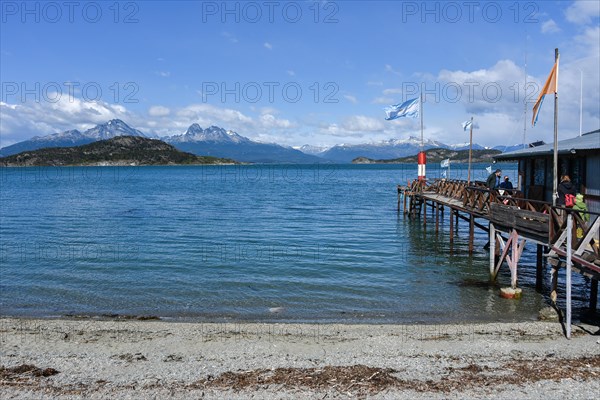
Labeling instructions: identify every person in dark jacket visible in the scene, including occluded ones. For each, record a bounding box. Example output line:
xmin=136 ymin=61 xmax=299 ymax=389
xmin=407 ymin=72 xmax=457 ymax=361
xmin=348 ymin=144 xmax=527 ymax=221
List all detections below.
xmin=499 ymin=176 xmax=513 ymax=192
xmin=557 ymin=175 xmax=577 ymax=206
xmin=486 ymin=169 xmax=502 ymax=189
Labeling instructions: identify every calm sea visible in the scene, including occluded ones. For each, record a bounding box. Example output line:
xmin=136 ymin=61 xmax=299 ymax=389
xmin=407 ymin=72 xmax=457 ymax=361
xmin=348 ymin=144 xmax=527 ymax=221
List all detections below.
xmin=0 ymin=164 xmax=596 ymax=323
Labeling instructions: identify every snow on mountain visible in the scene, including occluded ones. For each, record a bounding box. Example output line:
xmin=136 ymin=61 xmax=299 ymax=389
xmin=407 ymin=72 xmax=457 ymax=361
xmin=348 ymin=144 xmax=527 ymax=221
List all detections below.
xmin=295 ymin=144 xmax=331 ymax=156
xmin=0 ymin=119 xmax=146 ymax=157
xmin=167 ymin=124 xmax=249 ymax=144
xmin=164 ymin=124 xmax=323 ymax=163
xmin=84 ymin=119 xmax=146 ymax=140
xmin=318 ymin=136 xmax=450 ymax=162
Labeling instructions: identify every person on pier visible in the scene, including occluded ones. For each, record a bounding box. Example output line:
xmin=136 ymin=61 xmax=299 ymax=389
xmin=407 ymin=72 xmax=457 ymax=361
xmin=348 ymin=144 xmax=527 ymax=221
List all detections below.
xmin=486 ymin=169 xmax=502 ymax=190
xmin=499 ymin=176 xmax=513 ymax=193
xmin=557 ymin=175 xmax=577 ymax=207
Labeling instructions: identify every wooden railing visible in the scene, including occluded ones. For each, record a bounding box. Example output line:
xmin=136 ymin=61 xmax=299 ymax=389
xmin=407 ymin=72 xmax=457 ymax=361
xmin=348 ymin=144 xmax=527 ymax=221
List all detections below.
xmin=425 ymin=179 xmax=600 ymax=248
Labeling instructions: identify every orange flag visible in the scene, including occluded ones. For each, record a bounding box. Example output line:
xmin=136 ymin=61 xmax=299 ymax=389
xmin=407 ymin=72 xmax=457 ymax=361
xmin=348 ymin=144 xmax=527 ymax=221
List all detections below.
xmin=532 ymin=57 xmax=559 ymax=126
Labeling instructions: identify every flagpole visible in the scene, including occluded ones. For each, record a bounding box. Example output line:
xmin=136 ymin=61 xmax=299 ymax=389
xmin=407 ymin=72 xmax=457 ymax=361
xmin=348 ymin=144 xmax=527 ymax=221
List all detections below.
xmin=420 ymin=93 xmax=424 ymax=150
xmin=579 ymin=69 xmax=583 ymax=136
xmin=552 ymin=48 xmax=559 ymax=207
xmin=468 ymin=116 xmax=473 ymax=185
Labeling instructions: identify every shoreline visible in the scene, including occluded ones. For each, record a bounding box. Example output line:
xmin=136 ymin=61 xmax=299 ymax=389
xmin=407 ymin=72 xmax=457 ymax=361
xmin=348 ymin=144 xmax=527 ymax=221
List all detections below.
xmin=1 ymin=317 xmax=599 ymax=399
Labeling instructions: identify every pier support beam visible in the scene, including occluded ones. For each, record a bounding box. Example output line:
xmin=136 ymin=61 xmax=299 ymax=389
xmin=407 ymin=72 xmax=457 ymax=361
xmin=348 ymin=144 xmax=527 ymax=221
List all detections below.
xmin=489 ymin=223 xmax=496 ymax=279
xmin=435 ymin=203 xmax=439 ymax=233
xmin=468 ymin=214 xmax=475 ymax=254
xmin=591 ymin=279 xmax=598 ymax=311
xmin=536 ymin=244 xmax=544 ymax=292
xmin=492 ymin=229 xmax=526 ymax=288
xmin=449 ymin=209 xmax=454 ymax=243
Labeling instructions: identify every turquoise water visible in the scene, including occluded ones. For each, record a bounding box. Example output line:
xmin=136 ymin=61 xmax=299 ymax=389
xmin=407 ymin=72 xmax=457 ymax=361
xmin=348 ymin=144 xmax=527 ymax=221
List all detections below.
xmin=0 ymin=164 xmax=595 ymax=323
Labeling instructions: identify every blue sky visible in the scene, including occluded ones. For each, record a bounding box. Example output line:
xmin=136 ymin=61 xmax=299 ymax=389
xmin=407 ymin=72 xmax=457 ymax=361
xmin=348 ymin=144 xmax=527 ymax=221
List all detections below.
xmin=1 ymin=1 xmax=599 ymax=148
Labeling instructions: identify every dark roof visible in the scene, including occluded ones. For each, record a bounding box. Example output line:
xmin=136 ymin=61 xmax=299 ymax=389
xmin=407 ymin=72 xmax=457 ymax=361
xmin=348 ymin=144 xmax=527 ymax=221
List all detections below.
xmin=494 ymin=129 xmax=600 ymax=161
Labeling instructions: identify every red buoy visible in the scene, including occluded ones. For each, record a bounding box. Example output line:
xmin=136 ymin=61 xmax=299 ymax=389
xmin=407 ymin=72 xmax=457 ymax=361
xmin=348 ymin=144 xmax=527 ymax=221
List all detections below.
xmin=417 ymin=151 xmax=426 ymax=181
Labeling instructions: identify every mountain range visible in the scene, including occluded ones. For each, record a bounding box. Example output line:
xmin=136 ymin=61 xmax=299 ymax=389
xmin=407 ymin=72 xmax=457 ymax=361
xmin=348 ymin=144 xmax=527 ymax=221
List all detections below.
xmin=0 ymin=136 xmax=237 ymax=167
xmin=0 ymin=119 xmax=528 ymax=163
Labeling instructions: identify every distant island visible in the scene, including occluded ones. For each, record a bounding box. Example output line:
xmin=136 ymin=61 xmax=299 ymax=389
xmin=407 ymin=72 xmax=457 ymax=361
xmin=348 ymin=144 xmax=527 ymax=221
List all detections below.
xmin=352 ymin=148 xmax=502 ymax=164
xmin=0 ymin=136 xmax=239 ymax=167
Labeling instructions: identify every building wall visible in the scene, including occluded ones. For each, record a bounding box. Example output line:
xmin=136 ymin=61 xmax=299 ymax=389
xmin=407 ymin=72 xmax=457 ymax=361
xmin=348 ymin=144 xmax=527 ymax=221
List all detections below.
xmin=585 ymin=154 xmax=600 ymax=214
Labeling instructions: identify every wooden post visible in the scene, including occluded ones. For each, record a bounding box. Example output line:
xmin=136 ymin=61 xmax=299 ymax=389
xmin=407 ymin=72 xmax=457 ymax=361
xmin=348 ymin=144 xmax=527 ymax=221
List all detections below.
xmin=397 ymin=187 xmax=401 ymax=213
xmin=455 ymin=211 xmax=459 ymax=229
xmin=468 ymin=214 xmax=474 ymax=254
xmin=536 ymin=244 xmax=544 ymax=292
xmin=591 ymin=279 xmax=598 ymax=311
xmin=449 ymin=209 xmax=454 ymax=243
xmin=510 ymin=230 xmax=518 ymax=289
xmin=435 ymin=203 xmax=439 ymax=233
xmin=403 ymin=190 xmax=408 ymax=215
xmin=423 ymin=200 xmax=427 ymax=227
xmin=550 ymin=264 xmax=558 ymax=305
xmin=489 ymin=223 xmax=496 ymax=280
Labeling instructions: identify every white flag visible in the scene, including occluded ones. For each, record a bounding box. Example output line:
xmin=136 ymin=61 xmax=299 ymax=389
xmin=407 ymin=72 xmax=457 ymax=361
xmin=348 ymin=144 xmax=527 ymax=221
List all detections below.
xmin=486 ymin=166 xmax=492 ymax=174
xmin=462 ymin=120 xmax=479 ymax=131
xmin=384 ymin=97 xmax=419 ymax=120
xmin=440 ymin=158 xmax=450 ymax=168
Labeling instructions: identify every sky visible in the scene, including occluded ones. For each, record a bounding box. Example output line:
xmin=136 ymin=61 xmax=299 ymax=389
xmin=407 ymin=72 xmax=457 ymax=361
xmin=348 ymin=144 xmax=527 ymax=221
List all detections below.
xmin=1 ymin=0 xmax=599 ymax=149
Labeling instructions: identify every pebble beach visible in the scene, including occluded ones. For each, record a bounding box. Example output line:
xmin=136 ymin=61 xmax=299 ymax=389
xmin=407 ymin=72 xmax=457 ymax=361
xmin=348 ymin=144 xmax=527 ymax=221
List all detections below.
xmin=1 ymin=318 xmax=599 ymax=399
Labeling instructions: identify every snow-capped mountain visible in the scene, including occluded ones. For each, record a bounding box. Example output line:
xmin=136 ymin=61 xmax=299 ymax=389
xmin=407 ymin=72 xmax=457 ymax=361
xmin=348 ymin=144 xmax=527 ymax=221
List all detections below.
xmin=83 ymin=119 xmax=146 ymax=140
xmin=294 ymin=144 xmax=331 ymax=156
xmin=163 ymin=124 xmax=323 ymax=163
xmin=318 ymin=136 xmax=449 ymax=163
xmin=167 ymin=124 xmax=249 ymax=144
xmin=0 ymin=119 xmax=146 ymax=157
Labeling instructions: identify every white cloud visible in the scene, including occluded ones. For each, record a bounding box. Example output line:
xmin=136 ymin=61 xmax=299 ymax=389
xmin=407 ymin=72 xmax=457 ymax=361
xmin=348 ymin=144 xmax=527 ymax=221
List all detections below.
xmin=437 ymin=59 xmax=528 ymax=116
xmin=341 ymin=115 xmax=384 ymax=132
xmin=565 ymin=1 xmax=600 ymax=25
xmin=385 ymin=64 xmax=402 ymax=76
xmin=221 ymin=31 xmax=238 ymax=43
xmin=0 ymin=96 xmax=133 ymax=147
xmin=286 ymin=70 xmax=296 ymax=76
xmin=148 ymin=105 xmax=171 ymax=117
xmin=541 ymin=19 xmax=560 ymax=34
xmin=264 ymin=42 xmax=273 ymax=50
xmin=259 ymin=113 xmax=292 ymax=129
xmin=344 ymin=94 xmax=358 ymax=104
xmin=156 ymin=71 xmax=171 ymax=77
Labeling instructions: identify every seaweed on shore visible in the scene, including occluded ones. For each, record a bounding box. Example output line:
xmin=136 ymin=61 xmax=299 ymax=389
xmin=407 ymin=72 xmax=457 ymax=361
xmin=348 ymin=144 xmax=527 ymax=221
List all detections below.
xmin=0 ymin=364 xmax=59 ymax=382
xmin=194 ymin=355 xmax=600 ymax=394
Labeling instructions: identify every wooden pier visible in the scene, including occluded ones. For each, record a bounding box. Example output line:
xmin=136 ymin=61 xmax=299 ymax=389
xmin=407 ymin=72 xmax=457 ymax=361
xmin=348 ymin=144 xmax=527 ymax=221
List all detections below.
xmin=398 ymin=179 xmax=600 ymax=319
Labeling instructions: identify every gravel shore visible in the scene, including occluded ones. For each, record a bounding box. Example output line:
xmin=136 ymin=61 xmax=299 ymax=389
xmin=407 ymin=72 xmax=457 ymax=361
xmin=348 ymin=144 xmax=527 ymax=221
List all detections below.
xmin=1 ymin=318 xmax=599 ymax=399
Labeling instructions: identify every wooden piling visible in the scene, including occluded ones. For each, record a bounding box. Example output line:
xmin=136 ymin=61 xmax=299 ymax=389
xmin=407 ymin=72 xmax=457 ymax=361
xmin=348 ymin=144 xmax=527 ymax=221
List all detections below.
xmin=591 ymin=279 xmax=598 ymax=310
xmin=489 ymin=223 xmax=496 ymax=280
xmin=423 ymin=200 xmax=427 ymax=227
xmin=550 ymin=264 xmax=558 ymax=304
xmin=435 ymin=203 xmax=439 ymax=233
xmin=449 ymin=209 xmax=454 ymax=243
xmin=468 ymin=214 xmax=474 ymax=254
xmin=536 ymin=244 xmax=544 ymax=292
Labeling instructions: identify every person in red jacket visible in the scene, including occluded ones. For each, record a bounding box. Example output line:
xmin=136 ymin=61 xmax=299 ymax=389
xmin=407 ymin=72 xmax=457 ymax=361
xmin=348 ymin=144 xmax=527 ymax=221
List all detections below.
xmin=557 ymin=175 xmax=577 ymax=206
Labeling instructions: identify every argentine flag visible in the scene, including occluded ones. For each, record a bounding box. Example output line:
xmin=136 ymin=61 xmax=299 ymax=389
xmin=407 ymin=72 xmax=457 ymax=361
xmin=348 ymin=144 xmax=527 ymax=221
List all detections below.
xmin=462 ymin=120 xmax=479 ymax=131
xmin=384 ymin=97 xmax=419 ymax=120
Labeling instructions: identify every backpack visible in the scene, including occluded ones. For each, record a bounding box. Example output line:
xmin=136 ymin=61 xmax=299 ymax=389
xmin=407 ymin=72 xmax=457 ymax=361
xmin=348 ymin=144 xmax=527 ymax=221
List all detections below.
xmin=565 ymin=193 xmax=575 ymax=207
